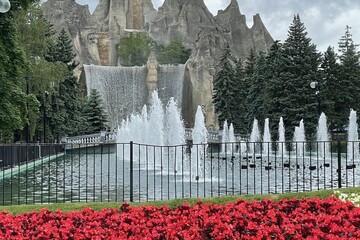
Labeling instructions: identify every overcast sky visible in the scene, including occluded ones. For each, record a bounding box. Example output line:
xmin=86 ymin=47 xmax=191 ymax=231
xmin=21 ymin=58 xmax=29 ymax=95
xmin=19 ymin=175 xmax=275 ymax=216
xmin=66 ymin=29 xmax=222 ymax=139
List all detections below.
xmin=74 ymin=0 xmax=360 ymax=53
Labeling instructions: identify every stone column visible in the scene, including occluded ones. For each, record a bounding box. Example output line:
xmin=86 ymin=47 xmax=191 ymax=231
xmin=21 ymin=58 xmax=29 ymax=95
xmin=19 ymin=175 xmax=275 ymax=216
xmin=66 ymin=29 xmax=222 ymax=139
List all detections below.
xmin=146 ymin=52 xmax=158 ymax=104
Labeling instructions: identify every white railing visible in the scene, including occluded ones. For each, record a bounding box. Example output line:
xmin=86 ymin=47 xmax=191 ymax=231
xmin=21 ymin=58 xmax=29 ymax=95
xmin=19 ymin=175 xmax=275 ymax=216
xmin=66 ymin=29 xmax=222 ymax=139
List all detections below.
xmin=65 ymin=132 xmax=117 ymax=144
xmin=65 ymin=130 xmax=246 ymax=145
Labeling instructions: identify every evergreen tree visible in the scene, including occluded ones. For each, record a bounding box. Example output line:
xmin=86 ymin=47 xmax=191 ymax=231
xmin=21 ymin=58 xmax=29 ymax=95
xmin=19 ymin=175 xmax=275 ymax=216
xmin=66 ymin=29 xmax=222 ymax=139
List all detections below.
xmin=337 ymin=26 xmax=360 ymax=119
xmin=273 ymin=15 xmax=320 ymax=140
xmin=46 ymin=29 xmax=83 ymax=140
xmin=243 ymin=49 xmax=256 ymax=130
xmin=233 ymin=59 xmax=248 ymax=134
xmin=247 ymin=52 xmax=267 ymax=128
xmin=82 ymin=89 xmax=108 ymax=134
xmin=212 ymin=44 xmax=237 ymax=128
xmin=264 ymin=41 xmax=287 ymax=139
xmin=320 ymin=46 xmax=342 ymax=134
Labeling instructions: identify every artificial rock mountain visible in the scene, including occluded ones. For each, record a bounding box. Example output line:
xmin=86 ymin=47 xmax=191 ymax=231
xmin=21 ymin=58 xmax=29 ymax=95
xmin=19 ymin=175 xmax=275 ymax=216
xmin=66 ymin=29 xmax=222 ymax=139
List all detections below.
xmin=41 ymin=0 xmax=273 ymax=130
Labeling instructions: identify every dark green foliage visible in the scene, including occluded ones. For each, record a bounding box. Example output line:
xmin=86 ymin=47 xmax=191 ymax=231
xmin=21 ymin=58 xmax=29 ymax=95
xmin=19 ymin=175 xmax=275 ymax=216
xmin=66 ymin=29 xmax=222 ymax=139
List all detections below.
xmin=264 ymin=41 xmax=286 ymax=139
xmin=320 ymin=47 xmax=342 ymax=133
xmin=0 ymin=0 xmax=37 ymax=142
xmin=337 ymin=26 xmax=360 ymax=120
xmin=273 ymin=15 xmax=320 ymax=140
xmin=82 ymin=89 xmax=108 ymax=134
xmin=117 ymin=32 xmax=155 ymax=66
xmin=232 ymin=59 xmax=248 ymax=134
xmin=45 ymin=29 xmax=83 ymax=140
xmin=212 ymin=45 xmax=238 ymax=128
xmin=46 ymin=28 xmax=77 ymax=70
xmin=157 ymin=40 xmax=191 ymax=64
xmin=246 ymin=52 xmax=267 ymax=128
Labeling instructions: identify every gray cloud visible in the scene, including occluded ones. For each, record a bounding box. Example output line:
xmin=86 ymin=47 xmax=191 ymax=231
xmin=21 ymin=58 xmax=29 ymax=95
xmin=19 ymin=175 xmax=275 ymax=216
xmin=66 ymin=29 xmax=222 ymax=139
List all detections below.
xmin=73 ymin=0 xmax=360 ymax=52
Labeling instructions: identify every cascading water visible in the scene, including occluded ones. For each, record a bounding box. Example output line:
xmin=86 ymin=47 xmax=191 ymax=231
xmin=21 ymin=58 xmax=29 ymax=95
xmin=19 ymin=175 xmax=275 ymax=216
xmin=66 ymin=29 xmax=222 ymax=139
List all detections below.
xmin=84 ymin=65 xmax=147 ymax=127
xmin=84 ymin=64 xmax=186 ymax=128
xmin=263 ymin=118 xmax=272 ymax=155
xmin=293 ymin=119 xmax=306 ymax=157
xmin=316 ymin=112 xmax=330 ymax=159
xmin=249 ymin=118 xmax=261 ymax=155
xmin=347 ymin=109 xmax=359 ymax=160
xmin=158 ymin=64 xmax=186 ymax=106
xmin=277 ymin=117 xmax=286 ymax=155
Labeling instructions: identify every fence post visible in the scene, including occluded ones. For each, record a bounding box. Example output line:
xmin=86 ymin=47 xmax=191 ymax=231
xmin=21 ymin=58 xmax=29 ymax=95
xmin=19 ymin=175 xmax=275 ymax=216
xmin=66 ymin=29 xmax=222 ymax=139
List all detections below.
xmin=337 ymin=140 xmax=342 ymax=189
xmin=130 ymin=141 xmax=134 ymax=202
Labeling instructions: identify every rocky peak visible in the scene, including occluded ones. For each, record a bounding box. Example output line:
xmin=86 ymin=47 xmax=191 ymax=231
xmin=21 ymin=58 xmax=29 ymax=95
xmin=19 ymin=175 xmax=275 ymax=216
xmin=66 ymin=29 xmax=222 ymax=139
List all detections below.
xmin=214 ymin=0 xmax=273 ymax=60
xmin=147 ymin=0 xmax=217 ymax=47
xmin=42 ymin=0 xmax=91 ymax=36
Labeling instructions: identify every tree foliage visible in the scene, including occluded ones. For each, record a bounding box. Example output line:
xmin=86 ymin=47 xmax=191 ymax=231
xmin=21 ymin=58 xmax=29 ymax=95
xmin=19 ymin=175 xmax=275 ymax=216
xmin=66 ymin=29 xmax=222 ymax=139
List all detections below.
xmin=82 ymin=89 xmax=108 ymax=134
xmin=337 ymin=26 xmax=360 ymax=120
xmin=270 ymin=15 xmax=320 ymax=139
xmin=0 ymin=0 xmax=38 ymax=141
xmin=212 ymin=44 xmax=238 ymax=128
xmin=117 ymin=32 xmax=155 ymax=66
xmin=157 ymin=40 xmax=191 ymax=64
xmin=246 ymin=52 xmax=267 ymax=128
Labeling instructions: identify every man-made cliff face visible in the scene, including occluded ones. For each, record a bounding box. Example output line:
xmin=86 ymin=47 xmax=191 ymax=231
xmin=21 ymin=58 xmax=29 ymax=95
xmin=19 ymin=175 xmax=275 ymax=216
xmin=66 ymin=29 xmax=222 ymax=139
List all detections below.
xmin=41 ymin=0 xmax=273 ymax=129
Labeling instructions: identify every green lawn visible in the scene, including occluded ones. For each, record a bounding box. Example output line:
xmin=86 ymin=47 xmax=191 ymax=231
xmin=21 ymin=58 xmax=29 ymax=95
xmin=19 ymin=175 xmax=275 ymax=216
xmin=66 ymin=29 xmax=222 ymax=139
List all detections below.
xmin=0 ymin=187 xmax=359 ymax=215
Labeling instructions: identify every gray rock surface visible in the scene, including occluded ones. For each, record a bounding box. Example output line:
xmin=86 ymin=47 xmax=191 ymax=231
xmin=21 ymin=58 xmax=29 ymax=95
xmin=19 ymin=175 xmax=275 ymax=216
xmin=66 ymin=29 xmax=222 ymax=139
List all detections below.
xmin=41 ymin=0 xmax=273 ymax=129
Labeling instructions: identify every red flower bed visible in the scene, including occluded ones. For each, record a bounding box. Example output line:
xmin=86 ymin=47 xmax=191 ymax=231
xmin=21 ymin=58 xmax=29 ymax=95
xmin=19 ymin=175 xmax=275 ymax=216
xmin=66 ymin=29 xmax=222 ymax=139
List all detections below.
xmin=0 ymin=197 xmax=359 ymax=239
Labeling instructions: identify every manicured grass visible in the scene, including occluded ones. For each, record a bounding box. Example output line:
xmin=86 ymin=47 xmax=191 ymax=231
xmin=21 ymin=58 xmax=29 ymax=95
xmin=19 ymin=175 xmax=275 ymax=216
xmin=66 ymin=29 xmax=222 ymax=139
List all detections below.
xmin=0 ymin=187 xmax=359 ymax=215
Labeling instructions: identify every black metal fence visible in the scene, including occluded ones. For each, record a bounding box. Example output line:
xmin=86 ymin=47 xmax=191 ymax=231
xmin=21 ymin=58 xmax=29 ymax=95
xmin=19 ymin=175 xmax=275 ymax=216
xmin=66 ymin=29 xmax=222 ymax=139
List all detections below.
xmin=0 ymin=141 xmax=359 ymax=205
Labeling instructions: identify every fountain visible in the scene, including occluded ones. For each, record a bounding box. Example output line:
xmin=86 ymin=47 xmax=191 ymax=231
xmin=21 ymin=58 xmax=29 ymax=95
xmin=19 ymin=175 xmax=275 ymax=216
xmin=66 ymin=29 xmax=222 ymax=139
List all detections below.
xmin=263 ymin=118 xmax=272 ymax=155
xmin=347 ymin=109 xmax=359 ymax=160
xmin=84 ymin=63 xmax=186 ymax=128
xmin=191 ymin=106 xmax=209 ymax=181
xmin=221 ymin=120 xmax=229 ymax=154
xmin=293 ymin=119 xmax=306 ymax=157
xmin=277 ymin=117 xmax=286 ymax=155
xmin=228 ymin=123 xmax=236 ymax=154
xmin=249 ymin=118 xmax=261 ymax=155
xmin=317 ymin=112 xmax=330 ymax=159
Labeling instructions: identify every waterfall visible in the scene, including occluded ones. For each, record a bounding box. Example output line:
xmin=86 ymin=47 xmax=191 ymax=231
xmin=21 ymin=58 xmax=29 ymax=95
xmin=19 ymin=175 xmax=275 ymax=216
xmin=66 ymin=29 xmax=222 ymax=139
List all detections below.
xmin=84 ymin=65 xmax=147 ymax=127
xmin=158 ymin=64 xmax=186 ymax=105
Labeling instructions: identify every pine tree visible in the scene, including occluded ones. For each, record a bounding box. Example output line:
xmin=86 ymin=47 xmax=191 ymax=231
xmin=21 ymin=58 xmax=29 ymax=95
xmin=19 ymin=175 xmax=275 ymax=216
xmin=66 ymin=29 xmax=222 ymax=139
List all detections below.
xmin=264 ymin=41 xmax=286 ymax=139
xmin=338 ymin=26 xmax=360 ymax=118
xmin=274 ymin=15 xmax=320 ymax=140
xmin=212 ymin=44 xmax=237 ymax=127
xmin=243 ymin=49 xmax=256 ymax=130
xmin=247 ymin=52 xmax=267 ymax=128
xmin=233 ymin=59 xmax=248 ymax=134
xmin=45 ymin=28 xmax=83 ymax=140
xmin=320 ymin=46 xmax=342 ymax=134
xmin=82 ymin=89 xmax=108 ymax=134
